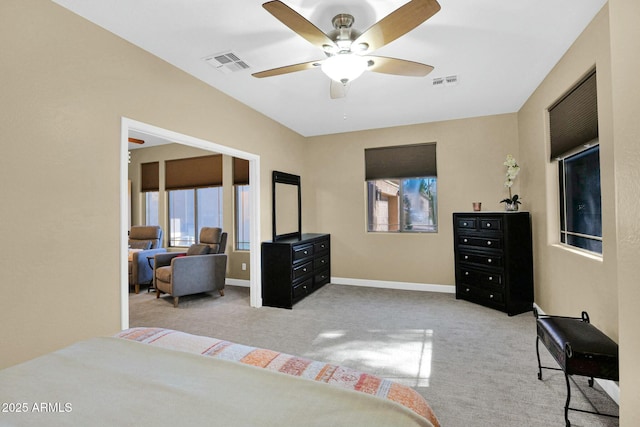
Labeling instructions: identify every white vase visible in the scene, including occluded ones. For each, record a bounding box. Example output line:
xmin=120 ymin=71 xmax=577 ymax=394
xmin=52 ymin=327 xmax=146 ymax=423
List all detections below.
xmin=505 ymin=202 xmax=519 ymax=212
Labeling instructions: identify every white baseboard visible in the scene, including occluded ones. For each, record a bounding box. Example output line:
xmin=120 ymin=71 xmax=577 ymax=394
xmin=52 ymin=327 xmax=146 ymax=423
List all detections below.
xmin=226 ymin=278 xmax=250 ymax=288
xmin=532 ymin=303 xmax=620 ymax=405
xmin=331 ymin=276 xmax=455 ymax=294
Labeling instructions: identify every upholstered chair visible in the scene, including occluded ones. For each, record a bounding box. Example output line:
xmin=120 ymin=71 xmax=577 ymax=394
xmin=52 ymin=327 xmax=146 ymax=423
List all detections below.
xmin=128 ymin=225 xmax=166 ymax=294
xmin=153 ymin=227 xmax=228 ymax=307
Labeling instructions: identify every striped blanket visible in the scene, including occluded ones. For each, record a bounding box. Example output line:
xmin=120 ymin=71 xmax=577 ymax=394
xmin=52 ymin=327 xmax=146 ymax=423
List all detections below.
xmin=117 ymin=327 xmax=439 ymax=427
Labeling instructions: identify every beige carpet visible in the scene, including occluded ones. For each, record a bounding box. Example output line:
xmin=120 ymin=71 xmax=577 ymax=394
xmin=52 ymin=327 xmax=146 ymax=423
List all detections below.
xmin=129 ymin=284 xmax=619 ymax=427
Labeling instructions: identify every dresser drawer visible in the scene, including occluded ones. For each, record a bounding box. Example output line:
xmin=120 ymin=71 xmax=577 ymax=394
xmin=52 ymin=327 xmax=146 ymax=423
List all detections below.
xmin=292 ymin=278 xmax=312 ymax=300
xmin=315 ymin=269 xmax=330 ymax=286
xmin=293 ymin=244 xmax=314 ymax=262
xmin=458 ymin=284 xmax=504 ymax=303
xmin=459 ymin=252 xmax=503 ymax=268
xmin=456 ymin=218 xmax=477 ymax=229
xmin=314 ymin=240 xmax=330 ymax=253
xmin=459 ymin=268 xmax=503 ymax=288
xmin=314 ymin=254 xmax=330 ymax=270
xmin=458 ymin=236 xmax=502 ymax=249
xmin=479 ymin=218 xmax=502 ymax=231
xmin=293 ymin=261 xmax=313 ymax=280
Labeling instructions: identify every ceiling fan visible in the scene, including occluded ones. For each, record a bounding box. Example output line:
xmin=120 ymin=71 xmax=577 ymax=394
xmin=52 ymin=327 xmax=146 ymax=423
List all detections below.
xmin=252 ymin=0 xmax=441 ymax=99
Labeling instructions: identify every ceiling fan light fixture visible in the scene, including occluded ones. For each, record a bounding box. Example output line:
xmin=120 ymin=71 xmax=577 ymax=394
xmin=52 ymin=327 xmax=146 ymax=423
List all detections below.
xmin=321 ymin=53 xmax=368 ymax=84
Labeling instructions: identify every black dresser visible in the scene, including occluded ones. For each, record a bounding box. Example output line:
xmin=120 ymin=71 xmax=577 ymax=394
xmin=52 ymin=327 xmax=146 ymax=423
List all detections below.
xmin=261 ymin=233 xmax=330 ymax=309
xmin=453 ymin=212 xmax=533 ymax=316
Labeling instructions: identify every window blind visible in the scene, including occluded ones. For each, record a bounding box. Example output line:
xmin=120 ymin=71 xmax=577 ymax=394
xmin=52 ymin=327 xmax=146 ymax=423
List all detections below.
xmin=233 ymin=157 xmax=249 ymax=185
xmin=165 ymin=154 xmax=222 ymax=190
xmin=365 ymin=143 xmax=437 ymax=180
xmin=140 ymin=162 xmax=159 ymax=192
xmin=549 ymin=69 xmax=598 ymax=160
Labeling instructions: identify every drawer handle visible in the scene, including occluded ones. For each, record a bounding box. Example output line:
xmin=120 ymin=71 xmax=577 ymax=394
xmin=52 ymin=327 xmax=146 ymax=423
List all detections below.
xmin=321 ymin=260 xmax=326 ymax=264
xmin=487 ymin=241 xmax=492 ymax=246
xmin=465 ymin=271 xmax=469 ymax=276
xmin=465 ymin=288 xmax=470 ymax=292
xmin=463 ymin=238 xmax=468 ymax=243
xmin=489 ymin=294 xmax=494 ymax=299
xmin=463 ymin=222 xmax=468 ymax=226
xmin=464 ymin=255 xmax=468 ymax=260
xmin=321 ymin=244 xmax=326 ymax=248
xmin=488 ymin=259 xmax=492 ymax=263
xmin=303 ymin=268 xmax=308 ymax=272
xmin=489 ymin=276 xmax=493 ymax=281
xmin=486 ymin=223 xmax=491 ymax=227
xmin=303 ymin=250 xmax=308 ymax=255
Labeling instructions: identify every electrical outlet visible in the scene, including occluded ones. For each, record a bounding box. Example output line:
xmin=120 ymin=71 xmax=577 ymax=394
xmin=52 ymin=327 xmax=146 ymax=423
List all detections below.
xmin=241 ymin=263 xmax=247 ymax=271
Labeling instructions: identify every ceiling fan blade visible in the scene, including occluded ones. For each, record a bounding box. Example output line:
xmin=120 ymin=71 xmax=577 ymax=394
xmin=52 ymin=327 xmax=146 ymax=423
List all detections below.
xmin=354 ymin=0 xmax=440 ymax=53
xmin=330 ymin=80 xmax=349 ymax=99
xmin=252 ymin=60 xmax=321 ymax=78
xmin=262 ymin=1 xmax=336 ymax=50
xmin=365 ymin=56 xmax=434 ymax=77
xmin=128 ymin=137 xmax=145 ymax=144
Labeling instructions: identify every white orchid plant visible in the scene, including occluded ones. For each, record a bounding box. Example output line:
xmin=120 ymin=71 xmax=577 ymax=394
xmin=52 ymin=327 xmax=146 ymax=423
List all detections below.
xmin=500 ymin=154 xmax=521 ymax=206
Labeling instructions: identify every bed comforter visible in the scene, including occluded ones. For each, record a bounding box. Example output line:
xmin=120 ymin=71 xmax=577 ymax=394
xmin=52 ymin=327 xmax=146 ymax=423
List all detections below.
xmin=117 ymin=327 xmax=439 ymax=426
xmin=0 ymin=328 xmax=439 ymax=427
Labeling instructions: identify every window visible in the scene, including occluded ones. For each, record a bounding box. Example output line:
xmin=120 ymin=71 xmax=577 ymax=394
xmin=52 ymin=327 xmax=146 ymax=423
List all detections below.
xmin=365 ymin=143 xmax=437 ymax=233
xmin=233 ymin=157 xmax=250 ymax=251
xmin=168 ymin=187 xmax=223 ymax=247
xmin=235 ymin=185 xmax=250 ymax=250
xmin=141 ymin=161 xmax=159 ymax=225
xmin=558 ymin=145 xmax=602 ymax=253
xmin=165 ymin=155 xmax=223 ymax=247
xmin=549 ymin=69 xmax=600 ymax=254
xmin=145 ymin=191 xmax=159 ymax=225
xmin=367 ymin=178 xmax=437 ymax=232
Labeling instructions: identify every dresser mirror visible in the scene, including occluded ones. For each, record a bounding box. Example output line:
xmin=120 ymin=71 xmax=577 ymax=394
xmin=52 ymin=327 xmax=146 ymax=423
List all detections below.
xmin=272 ymin=170 xmax=301 ymax=241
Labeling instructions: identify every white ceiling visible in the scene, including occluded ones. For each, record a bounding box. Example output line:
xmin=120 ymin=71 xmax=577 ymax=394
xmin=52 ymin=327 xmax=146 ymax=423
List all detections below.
xmin=54 ymin=0 xmax=606 ymax=138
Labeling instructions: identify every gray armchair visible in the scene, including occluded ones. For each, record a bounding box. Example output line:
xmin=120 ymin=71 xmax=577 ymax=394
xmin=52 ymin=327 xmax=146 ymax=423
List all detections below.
xmin=154 ymin=227 xmax=228 ymax=307
xmin=128 ymin=225 xmax=166 ymax=294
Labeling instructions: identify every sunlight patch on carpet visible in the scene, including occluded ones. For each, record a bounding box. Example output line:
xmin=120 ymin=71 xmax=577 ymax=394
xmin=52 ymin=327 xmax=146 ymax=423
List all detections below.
xmin=309 ymin=329 xmax=433 ymax=387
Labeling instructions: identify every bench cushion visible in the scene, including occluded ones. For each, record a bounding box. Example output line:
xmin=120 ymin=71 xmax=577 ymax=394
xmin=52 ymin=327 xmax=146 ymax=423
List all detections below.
xmin=537 ymin=317 xmax=618 ymax=380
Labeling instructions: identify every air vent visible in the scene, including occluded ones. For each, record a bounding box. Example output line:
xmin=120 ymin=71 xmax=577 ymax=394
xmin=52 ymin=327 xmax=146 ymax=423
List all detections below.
xmin=204 ymin=51 xmax=251 ymax=74
xmin=432 ymin=75 xmax=459 ymax=87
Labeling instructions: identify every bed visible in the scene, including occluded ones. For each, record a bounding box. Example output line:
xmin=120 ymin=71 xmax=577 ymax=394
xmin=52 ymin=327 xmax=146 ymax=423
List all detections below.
xmin=0 ymin=327 xmax=439 ymax=427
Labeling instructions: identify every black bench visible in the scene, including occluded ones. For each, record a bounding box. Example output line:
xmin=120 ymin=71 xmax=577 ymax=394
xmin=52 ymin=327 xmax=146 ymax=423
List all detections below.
xmin=535 ymin=310 xmax=618 ymax=426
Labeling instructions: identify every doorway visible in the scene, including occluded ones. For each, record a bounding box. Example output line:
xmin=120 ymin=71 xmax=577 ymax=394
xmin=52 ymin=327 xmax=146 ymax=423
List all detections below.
xmin=120 ymin=118 xmax=262 ymax=329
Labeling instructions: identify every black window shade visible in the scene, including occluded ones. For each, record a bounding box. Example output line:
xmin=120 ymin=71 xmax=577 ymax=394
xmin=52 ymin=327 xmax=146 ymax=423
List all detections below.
xmin=549 ymin=70 xmax=598 ymax=160
xmin=365 ymin=143 xmax=437 ymax=180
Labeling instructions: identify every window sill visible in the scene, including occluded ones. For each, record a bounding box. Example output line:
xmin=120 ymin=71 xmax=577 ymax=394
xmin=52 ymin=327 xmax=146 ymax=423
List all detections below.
xmin=551 ymin=243 xmax=603 ymax=262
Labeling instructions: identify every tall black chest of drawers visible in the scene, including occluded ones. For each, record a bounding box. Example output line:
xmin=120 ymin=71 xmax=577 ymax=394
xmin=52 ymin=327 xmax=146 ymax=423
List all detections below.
xmin=261 ymin=233 xmax=331 ymax=309
xmin=453 ymin=212 xmax=533 ymax=316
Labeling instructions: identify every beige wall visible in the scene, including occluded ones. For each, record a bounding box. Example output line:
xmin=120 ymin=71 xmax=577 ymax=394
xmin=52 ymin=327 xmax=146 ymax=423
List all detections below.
xmin=0 ymin=0 xmax=304 ymax=369
xmin=128 ymin=145 xmax=250 ymax=280
xmin=608 ymin=0 xmax=640 ymax=422
xmin=306 ymin=113 xmax=519 ymax=286
xmin=518 ymin=3 xmax=640 ymax=423
xmin=518 ymin=6 xmax=618 ymax=337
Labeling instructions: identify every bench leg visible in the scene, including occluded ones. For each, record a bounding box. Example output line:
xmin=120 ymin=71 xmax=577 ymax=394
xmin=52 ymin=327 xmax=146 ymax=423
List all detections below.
xmin=536 ymin=336 xmax=543 ymax=380
xmin=564 ymin=373 xmax=572 ymax=427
